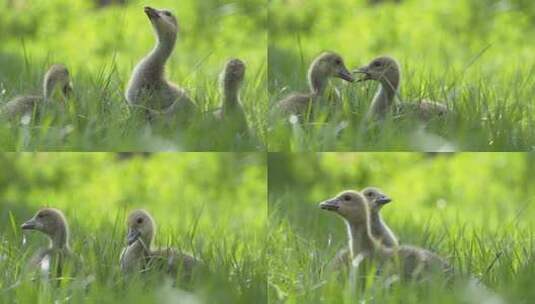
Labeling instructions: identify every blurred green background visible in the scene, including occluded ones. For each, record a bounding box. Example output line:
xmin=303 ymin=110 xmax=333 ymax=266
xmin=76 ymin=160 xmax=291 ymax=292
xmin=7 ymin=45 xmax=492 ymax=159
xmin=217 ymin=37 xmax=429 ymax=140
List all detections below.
xmin=0 ymin=0 xmax=267 ymax=151
xmin=268 ymin=0 xmax=535 ymax=151
xmin=0 ymin=152 xmax=267 ymax=303
xmin=0 ymin=0 xmax=265 ymax=70
xmin=268 ymin=153 xmax=535 ymax=303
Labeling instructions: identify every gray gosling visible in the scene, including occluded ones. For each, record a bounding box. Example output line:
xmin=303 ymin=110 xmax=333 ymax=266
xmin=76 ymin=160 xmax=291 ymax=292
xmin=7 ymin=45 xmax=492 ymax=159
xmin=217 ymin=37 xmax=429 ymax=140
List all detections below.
xmin=1 ymin=64 xmax=72 ymax=122
xmin=328 ymin=187 xmax=398 ymax=271
xmin=120 ymin=209 xmax=199 ymax=281
xmin=125 ymin=6 xmax=195 ymax=122
xmin=362 ymin=187 xmax=398 ymax=247
xmin=276 ymin=52 xmax=354 ymax=116
xmin=354 ymin=56 xmax=448 ymax=122
xmin=319 ymin=190 xmax=450 ymax=281
xmin=213 ymin=58 xmax=249 ymax=135
xmin=20 ymin=208 xmax=81 ymax=283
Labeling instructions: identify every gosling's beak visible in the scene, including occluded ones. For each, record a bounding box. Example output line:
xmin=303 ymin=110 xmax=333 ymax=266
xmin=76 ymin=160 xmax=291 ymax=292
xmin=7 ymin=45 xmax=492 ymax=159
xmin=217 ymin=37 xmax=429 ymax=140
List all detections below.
xmin=144 ymin=6 xmax=159 ymax=20
xmin=319 ymin=198 xmax=341 ymax=211
xmin=126 ymin=228 xmax=141 ymax=246
xmin=376 ymin=195 xmax=392 ymax=205
xmin=21 ymin=218 xmax=41 ymax=230
xmin=337 ymin=67 xmax=354 ymax=82
xmin=352 ymin=66 xmax=371 ymax=83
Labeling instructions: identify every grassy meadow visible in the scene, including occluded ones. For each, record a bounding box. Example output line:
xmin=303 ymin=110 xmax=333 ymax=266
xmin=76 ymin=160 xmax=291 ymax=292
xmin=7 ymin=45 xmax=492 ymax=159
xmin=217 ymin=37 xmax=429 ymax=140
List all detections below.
xmin=0 ymin=0 xmax=267 ymax=151
xmin=0 ymin=153 xmax=267 ymax=303
xmin=268 ymin=0 xmax=535 ymax=151
xmin=268 ymin=153 xmax=535 ymax=303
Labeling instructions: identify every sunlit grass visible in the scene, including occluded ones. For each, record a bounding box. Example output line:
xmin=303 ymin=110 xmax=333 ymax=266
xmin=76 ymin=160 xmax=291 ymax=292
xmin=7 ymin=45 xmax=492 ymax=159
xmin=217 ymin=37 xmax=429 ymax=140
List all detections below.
xmin=268 ymin=0 xmax=535 ymax=151
xmin=0 ymin=0 xmax=267 ymax=151
xmin=0 ymin=153 xmax=267 ymax=303
xmin=267 ymin=153 xmax=535 ymax=303
xmin=1 ymin=212 xmax=267 ymax=303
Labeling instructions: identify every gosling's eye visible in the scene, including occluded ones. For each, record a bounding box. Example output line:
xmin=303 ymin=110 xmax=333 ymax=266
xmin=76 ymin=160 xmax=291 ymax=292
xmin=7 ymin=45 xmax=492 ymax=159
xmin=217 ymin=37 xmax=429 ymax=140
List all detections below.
xmin=164 ymin=11 xmax=172 ymax=17
xmin=343 ymin=195 xmax=351 ymax=201
xmin=37 ymin=213 xmax=45 ymax=218
xmin=366 ymin=192 xmax=373 ymax=197
xmin=335 ymin=59 xmax=342 ymax=65
xmin=373 ymin=61 xmax=382 ymax=67
xmin=137 ymin=218 xmax=143 ymax=224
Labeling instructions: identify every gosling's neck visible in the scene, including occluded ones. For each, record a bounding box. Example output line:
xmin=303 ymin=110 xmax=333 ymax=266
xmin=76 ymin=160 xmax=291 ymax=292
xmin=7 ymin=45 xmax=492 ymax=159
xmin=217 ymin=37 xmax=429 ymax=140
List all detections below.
xmin=49 ymin=225 xmax=69 ymax=251
xmin=345 ymin=218 xmax=378 ymax=259
xmin=137 ymin=234 xmax=153 ymax=254
xmin=368 ymin=72 xmax=400 ymax=119
xmin=43 ymin=79 xmax=56 ymax=103
xmin=129 ymin=239 xmax=151 ymax=257
xmin=222 ymin=83 xmax=241 ymax=109
xmin=370 ymin=211 xmax=383 ymax=232
xmin=145 ymin=32 xmax=177 ymax=80
xmin=308 ymin=64 xmax=328 ymax=97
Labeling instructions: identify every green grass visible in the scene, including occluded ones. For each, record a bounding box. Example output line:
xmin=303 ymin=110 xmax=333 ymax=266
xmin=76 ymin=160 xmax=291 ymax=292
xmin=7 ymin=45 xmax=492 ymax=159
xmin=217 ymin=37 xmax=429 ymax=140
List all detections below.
xmin=268 ymin=153 xmax=535 ymax=303
xmin=0 ymin=153 xmax=267 ymax=303
xmin=0 ymin=0 xmax=267 ymax=151
xmin=268 ymin=0 xmax=535 ymax=151
xmin=3 ymin=0 xmax=535 ymax=151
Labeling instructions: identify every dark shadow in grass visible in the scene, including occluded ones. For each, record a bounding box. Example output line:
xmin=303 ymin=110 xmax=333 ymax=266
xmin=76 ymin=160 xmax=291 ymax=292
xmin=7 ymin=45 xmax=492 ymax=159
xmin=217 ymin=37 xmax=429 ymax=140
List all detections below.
xmin=268 ymin=46 xmax=306 ymax=95
xmin=0 ymin=201 xmax=39 ymax=236
xmin=0 ymin=52 xmax=44 ymax=95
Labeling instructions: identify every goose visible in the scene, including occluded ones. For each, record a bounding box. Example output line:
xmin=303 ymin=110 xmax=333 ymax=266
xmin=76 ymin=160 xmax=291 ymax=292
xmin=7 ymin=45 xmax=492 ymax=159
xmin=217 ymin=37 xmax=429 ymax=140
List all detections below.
xmin=319 ymin=190 xmax=450 ymax=281
xmin=120 ymin=209 xmax=200 ymax=281
xmin=361 ymin=187 xmax=398 ymax=247
xmin=1 ymin=64 xmax=72 ymax=122
xmin=276 ymin=52 xmax=354 ymax=116
xmin=327 ymin=187 xmax=398 ymax=271
xmin=213 ymin=58 xmax=248 ymax=136
xmin=125 ymin=6 xmax=196 ymax=123
xmin=354 ymin=56 xmax=448 ymax=122
xmin=20 ymin=208 xmax=81 ymax=284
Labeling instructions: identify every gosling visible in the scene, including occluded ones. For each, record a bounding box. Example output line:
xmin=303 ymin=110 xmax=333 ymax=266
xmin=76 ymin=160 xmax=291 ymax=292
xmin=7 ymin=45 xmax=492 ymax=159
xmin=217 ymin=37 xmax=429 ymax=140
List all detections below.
xmin=125 ymin=6 xmax=196 ymax=123
xmin=120 ymin=209 xmax=200 ymax=281
xmin=361 ymin=187 xmax=398 ymax=247
xmin=328 ymin=187 xmax=398 ymax=271
xmin=354 ymin=56 xmax=448 ymax=122
xmin=319 ymin=190 xmax=450 ymax=281
xmin=276 ymin=52 xmax=354 ymax=116
xmin=20 ymin=208 xmax=81 ymax=283
xmin=1 ymin=64 xmax=72 ymax=122
xmin=213 ymin=58 xmax=249 ymax=136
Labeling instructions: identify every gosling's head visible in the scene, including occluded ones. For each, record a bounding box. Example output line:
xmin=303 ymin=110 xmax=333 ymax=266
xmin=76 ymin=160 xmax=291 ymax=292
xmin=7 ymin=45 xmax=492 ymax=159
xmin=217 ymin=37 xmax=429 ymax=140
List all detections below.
xmin=310 ymin=52 xmax=354 ymax=83
xmin=221 ymin=58 xmax=246 ymax=92
xmin=361 ymin=187 xmax=392 ymax=213
xmin=21 ymin=208 xmax=69 ymax=243
xmin=144 ymin=6 xmax=178 ymax=41
xmin=319 ymin=190 xmax=369 ymax=224
xmin=125 ymin=209 xmax=155 ymax=246
xmin=43 ymin=64 xmax=72 ymax=100
xmin=353 ymin=56 xmax=400 ymax=88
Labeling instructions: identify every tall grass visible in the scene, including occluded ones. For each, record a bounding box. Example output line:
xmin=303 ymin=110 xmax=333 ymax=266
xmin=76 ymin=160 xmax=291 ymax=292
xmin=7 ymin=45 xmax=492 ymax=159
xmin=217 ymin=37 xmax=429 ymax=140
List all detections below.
xmin=268 ymin=153 xmax=535 ymax=303
xmin=0 ymin=153 xmax=267 ymax=303
xmin=268 ymin=0 xmax=535 ymax=151
xmin=0 ymin=0 xmax=267 ymax=151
